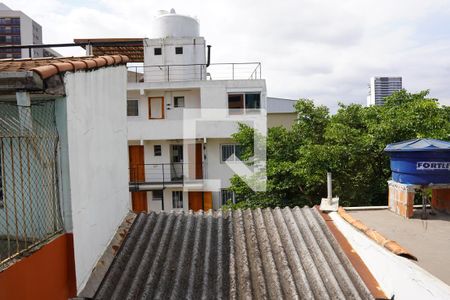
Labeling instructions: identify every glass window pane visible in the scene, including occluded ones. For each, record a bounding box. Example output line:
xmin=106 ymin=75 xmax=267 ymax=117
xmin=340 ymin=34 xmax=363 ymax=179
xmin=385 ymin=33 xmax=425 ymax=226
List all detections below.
xmin=127 ymin=100 xmax=139 ymax=116
xmin=154 ymin=145 xmax=161 ymax=156
xmin=245 ymin=93 xmax=261 ymax=109
xmin=172 ymin=191 xmax=183 ymax=208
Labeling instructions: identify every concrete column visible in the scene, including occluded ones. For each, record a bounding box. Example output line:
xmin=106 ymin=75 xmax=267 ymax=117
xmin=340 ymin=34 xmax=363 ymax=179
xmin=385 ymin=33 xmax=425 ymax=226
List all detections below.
xmin=85 ymin=44 xmax=93 ymax=56
xmin=16 ymin=91 xmax=33 ymax=133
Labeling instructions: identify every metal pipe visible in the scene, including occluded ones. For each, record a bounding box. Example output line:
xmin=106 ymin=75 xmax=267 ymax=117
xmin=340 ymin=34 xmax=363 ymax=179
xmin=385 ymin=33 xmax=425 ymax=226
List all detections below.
xmin=327 ymin=172 xmax=332 ymax=199
xmin=206 ymin=45 xmax=211 ymax=67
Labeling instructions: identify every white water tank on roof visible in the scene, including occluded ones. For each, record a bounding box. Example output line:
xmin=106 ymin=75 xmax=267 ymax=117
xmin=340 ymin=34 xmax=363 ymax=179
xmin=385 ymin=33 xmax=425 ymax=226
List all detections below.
xmin=151 ymin=9 xmax=200 ymax=38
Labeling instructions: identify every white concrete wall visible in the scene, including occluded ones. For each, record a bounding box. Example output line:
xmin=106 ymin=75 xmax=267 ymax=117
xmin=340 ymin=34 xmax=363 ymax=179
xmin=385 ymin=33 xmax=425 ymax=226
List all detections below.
xmin=147 ymin=188 xmax=188 ymax=212
xmin=206 ymin=138 xmax=236 ymax=208
xmin=330 ymin=212 xmax=450 ymax=300
xmin=143 ymin=37 xmax=206 ymax=82
xmin=127 ymin=79 xmax=267 ymax=141
xmin=61 ymin=66 xmax=129 ymax=291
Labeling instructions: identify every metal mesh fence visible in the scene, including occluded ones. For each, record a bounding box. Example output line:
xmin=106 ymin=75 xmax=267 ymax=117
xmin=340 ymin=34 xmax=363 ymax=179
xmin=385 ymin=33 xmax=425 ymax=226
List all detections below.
xmin=0 ymin=100 xmax=62 ymax=267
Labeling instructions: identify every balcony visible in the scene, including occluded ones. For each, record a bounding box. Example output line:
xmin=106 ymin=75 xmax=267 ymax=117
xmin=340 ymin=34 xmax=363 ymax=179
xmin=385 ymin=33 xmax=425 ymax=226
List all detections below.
xmin=127 ymin=62 xmax=261 ymax=83
xmin=129 ymin=162 xmax=205 ymax=191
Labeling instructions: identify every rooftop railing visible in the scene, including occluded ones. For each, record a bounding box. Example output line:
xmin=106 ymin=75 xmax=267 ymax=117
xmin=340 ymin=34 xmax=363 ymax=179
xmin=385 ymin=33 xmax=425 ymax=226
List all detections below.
xmin=127 ymin=62 xmax=261 ymax=83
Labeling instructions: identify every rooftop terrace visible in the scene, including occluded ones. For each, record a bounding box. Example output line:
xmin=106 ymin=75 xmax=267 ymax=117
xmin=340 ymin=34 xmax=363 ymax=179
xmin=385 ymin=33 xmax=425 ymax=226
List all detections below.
xmin=348 ymin=208 xmax=450 ymax=285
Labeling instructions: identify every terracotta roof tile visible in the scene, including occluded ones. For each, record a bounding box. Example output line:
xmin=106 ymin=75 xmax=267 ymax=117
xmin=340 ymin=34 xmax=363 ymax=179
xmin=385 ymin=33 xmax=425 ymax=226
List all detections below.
xmin=0 ymin=55 xmax=129 ymax=80
xmin=337 ymin=207 xmax=417 ymax=260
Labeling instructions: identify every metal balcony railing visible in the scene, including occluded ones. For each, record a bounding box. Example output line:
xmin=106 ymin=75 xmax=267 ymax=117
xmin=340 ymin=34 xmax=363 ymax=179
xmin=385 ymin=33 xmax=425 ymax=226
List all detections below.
xmin=127 ymin=62 xmax=261 ymax=83
xmin=129 ymin=162 xmax=205 ymax=189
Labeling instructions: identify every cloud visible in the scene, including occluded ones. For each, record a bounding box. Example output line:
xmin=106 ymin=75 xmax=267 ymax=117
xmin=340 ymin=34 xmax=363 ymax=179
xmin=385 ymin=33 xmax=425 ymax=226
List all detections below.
xmin=5 ymin=0 xmax=450 ymax=109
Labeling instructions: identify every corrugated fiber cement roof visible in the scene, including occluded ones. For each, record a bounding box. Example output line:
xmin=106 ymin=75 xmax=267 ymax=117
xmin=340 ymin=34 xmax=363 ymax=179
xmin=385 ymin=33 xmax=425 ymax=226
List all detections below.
xmin=94 ymin=207 xmax=374 ymax=300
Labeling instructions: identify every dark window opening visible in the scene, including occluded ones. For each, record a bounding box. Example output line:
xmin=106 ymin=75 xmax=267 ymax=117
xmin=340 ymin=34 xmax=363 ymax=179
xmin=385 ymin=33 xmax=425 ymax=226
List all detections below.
xmin=245 ymin=93 xmax=261 ymax=110
xmin=127 ymin=100 xmax=139 ymax=116
xmin=174 ymin=96 xmax=185 ymax=108
xmin=175 ymin=47 xmax=183 ymax=54
xmin=171 ymin=145 xmax=183 ymax=163
xmin=221 ymin=144 xmax=243 ymax=162
xmin=228 ymin=94 xmax=244 ymax=114
xmin=221 ymin=189 xmax=235 ymax=205
xmin=154 ymin=47 xmax=162 ymax=55
xmin=228 ymin=93 xmax=261 ymax=114
xmin=153 ymin=190 xmax=163 ymax=201
xmin=154 ymin=145 xmax=162 ymax=156
xmin=172 ymin=191 xmax=183 ymax=208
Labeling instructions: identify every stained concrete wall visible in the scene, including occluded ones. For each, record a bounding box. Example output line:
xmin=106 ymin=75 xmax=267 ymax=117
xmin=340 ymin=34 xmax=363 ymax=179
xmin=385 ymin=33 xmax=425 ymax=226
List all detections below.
xmin=61 ymin=66 xmax=130 ymax=291
xmin=267 ymin=112 xmax=297 ymax=128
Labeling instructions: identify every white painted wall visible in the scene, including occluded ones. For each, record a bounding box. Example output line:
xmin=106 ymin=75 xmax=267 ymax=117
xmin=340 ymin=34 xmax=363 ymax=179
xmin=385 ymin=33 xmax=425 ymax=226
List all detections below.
xmin=61 ymin=66 xmax=129 ymax=291
xmin=329 ymin=212 xmax=450 ymax=300
xmin=127 ymin=79 xmax=266 ymax=140
xmin=147 ymin=188 xmax=188 ymax=212
xmin=143 ymin=37 xmax=206 ymax=82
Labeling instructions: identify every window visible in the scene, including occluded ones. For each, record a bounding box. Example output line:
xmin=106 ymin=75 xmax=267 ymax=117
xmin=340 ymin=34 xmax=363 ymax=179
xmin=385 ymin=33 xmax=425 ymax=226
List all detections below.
xmin=174 ymin=96 xmax=185 ymax=108
xmin=245 ymin=93 xmax=261 ymax=110
xmin=154 ymin=145 xmax=162 ymax=156
xmin=154 ymin=47 xmax=162 ymax=55
xmin=228 ymin=93 xmax=261 ymax=114
xmin=171 ymin=145 xmax=183 ymax=163
xmin=172 ymin=191 xmax=183 ymax=208
xmin=221 ymin=189 xmax=235 ymax=205
xmin=175 ymin=47 xmax=183 ymax=54
xmin=153 ymin=190 xmax=163 ymax=201
xmin=221 ymin=144 xmax=243 ymax=162
xmin=127 ymin=100 xmax=139 ymax=116
xmin=148 ymin=97 xmax=164 ymax=119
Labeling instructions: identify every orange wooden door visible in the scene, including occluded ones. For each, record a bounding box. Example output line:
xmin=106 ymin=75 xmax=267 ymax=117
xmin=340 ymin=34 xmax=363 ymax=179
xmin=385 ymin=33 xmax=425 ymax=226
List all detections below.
xmin=203 ymin=191 xmax=212 ymax=211
xmin=188 ymin=191 xmax=212 ymax=211
xmin=187 ymin=143 xmax=203 ymax=180
xmin=129 ymin=145 xmax=145 ymax=182
xmin=131 ymin=191 xmax=148 ymax=213
xmin=189 ymin=192 xmax=202 ymax=211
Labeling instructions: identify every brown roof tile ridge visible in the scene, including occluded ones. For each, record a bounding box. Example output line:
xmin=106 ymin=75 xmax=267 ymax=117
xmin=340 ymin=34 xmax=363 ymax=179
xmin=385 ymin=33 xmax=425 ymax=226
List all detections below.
xmin=29 ymin=55 xmax=129 ymax=79
xmin=337 ymin=207 xmax=418 ymax=261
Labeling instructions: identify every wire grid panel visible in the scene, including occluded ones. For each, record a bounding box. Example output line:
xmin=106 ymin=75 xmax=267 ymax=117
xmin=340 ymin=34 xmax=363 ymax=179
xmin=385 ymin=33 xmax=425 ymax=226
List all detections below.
xmin=0 ymin=100 xmax=62 ymax=266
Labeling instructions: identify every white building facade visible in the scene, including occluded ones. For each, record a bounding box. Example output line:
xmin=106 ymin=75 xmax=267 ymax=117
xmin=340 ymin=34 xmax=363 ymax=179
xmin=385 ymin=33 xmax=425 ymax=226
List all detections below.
xmin=127 ymin=10 xmax=266 ymax=212
xmin=367 ymin=76 xmax=402 ymax=106
xmin=0 ymin=3 xmax=42 ymax=58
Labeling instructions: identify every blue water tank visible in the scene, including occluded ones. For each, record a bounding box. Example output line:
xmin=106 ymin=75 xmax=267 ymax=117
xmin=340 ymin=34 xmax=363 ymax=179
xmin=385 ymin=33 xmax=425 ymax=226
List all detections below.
xmin=384 ymin=139 xmax=450 ymax=185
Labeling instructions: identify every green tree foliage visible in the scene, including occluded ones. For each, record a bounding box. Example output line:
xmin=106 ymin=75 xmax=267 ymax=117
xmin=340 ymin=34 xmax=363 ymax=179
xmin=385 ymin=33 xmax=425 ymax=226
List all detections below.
xmin=226 ymin=90 xmax=450 ymax=209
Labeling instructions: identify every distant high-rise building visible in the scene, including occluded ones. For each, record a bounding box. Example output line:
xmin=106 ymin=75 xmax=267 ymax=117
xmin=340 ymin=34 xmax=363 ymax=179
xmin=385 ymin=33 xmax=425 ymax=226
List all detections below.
xmin=0 ymin=3 xmax=60 ymax=59
xmin=367 ymin=76 xmax=402 ymax=106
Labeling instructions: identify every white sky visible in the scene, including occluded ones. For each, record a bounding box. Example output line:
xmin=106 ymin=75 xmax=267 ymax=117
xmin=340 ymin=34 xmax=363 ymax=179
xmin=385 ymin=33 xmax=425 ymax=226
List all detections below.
xmin=6 ymin=0 xmax=450 ymax=110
